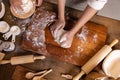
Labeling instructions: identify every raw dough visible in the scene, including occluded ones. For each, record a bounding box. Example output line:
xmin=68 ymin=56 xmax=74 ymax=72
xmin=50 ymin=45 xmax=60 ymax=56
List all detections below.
xmin=53 ymin=29 xmax=66 ymax=44
xmin=52 ymin=29 xmax=71 ymax=48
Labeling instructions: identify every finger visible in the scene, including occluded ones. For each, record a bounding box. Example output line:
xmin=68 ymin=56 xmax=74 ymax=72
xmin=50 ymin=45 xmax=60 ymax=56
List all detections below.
xmin=53 ymin=28 xmax=58 ymax=39
xmin=53 ymin=25 xmax=60 ymax=38
xmin=50 ymin=25 xmax=54 ymax=31
xmin=50 ymin=25 xmax=56 ymax=37
xmin=53 ymin=25 xmax=63 ymax=38
xmin=34 ymin=0 xmax=38 ymax=6
xmin=33 ymin=0 xmax=36 ymax=5
xmin=35 ymin=0 xmax=42 ymax=6
xmin=50 ymin=30 xmax=53 ymax=36
xmin=37 ymin=0 xmax=42 ymax=6
xmin=60 ymin=36 xmax=67 ymax=43
xmin=61 ymin=42 xmax=71 ymax=48
xmin=57 ymin=24 xmax=65 ymax=30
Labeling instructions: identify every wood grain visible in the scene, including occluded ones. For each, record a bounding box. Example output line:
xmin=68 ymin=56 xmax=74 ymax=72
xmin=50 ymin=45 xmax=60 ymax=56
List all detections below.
xmin=45 ymin=21 xmax=107 ymax=66
xmin=21 ymin=2 xmax=107 ymax=66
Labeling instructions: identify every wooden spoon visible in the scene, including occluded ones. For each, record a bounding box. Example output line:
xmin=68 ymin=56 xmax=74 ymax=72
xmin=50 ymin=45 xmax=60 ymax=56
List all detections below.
xmin=25 ymin=70 xmax=47 ymax=79
xmin=32 ymin=69 xmax=52 ymax=80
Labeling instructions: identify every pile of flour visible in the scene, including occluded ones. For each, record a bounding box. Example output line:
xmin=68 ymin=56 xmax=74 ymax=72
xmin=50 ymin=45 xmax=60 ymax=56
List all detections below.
xmin=14 ymin=0 xmax=33 ymax=14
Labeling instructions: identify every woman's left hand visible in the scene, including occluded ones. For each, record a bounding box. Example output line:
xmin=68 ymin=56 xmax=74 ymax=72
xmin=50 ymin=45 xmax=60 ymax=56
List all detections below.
xmin=59 ymin=31 xmax=74 ymax=48
xmin=34 ymin=0 xmax=43 ymax=6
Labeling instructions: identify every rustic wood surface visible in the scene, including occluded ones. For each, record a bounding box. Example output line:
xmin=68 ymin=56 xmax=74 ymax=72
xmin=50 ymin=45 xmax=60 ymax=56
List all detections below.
xmin=0 ymin=0 xmax=120 ymax=80
xmin=21 ymin=4 xmax=107 ymax=66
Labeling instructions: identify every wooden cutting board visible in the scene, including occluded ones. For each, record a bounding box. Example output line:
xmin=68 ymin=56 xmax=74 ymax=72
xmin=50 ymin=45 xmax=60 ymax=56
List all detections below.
xmin=21 ymin=2 xmax=107 ymax=66
xmin=45 ymin=21 xmax=107 ymax=66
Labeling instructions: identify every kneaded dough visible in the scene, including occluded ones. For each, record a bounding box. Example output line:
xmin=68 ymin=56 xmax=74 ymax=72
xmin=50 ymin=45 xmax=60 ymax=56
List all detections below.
xmin=54 ymin=29 xmax=67 ymax=44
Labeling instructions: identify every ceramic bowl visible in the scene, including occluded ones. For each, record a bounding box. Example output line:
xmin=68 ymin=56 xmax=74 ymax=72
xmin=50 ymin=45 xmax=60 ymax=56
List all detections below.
xmin=3 ymin=42 xmax=15 ymax=52
xmin=102 ymin=50 xmax=120 ymax=79
xmin=0 ymin=2 xmax=5 ymax=19
xmin=0 ymin=21 xmax=10 ymax=33
xmin=10 ymin=0 xmax=35 ymax=19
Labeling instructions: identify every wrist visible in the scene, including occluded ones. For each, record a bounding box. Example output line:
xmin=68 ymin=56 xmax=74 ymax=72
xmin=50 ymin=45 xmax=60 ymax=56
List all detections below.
xmin=58 ymin=17 xmax=65 ymax=22
xmin=68 ymin=30 xmax=75 ymax=37
xmin=69 ymin=28 xmax=77 ymax=36
xmin=58 ymin=18 xmax=65 ymax=23
xmin=70 ymin=22 xmax=83 ymax=36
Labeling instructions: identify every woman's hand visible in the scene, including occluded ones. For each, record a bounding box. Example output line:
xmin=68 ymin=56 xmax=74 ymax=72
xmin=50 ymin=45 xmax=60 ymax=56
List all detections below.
xmin=34 ymin=0 xmax=43 ymax=6
xmin=59 ymin=31 xmax=74 ymax=48
xmin=10 ymin=0 xmax=23 ymax=11
xmin=50 ymin=20 xmax=65 ymax=39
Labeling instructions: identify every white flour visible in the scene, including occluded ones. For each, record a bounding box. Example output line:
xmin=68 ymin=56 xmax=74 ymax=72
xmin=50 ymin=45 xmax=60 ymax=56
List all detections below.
xmin=14 ymin=0 xmax=33 ymax=14
xmin=21 ymin=0 xmax=33 ymax=13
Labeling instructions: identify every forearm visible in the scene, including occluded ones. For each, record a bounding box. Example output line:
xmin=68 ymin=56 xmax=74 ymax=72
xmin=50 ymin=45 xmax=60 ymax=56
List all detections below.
xmin=58 ymin=0 xmax=66 ymax=21
xmin=70 ymin=5 xmax=97 ymax=35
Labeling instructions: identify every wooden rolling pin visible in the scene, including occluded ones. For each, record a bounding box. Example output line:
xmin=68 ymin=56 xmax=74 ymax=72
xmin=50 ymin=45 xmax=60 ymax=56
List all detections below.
xmin=0 ymin=52 xmax=5 ymax=60
xmin=73 ymin=39 xmax=119 ymax=80
xmin=0 ymin=55 xmax=45 ymax=65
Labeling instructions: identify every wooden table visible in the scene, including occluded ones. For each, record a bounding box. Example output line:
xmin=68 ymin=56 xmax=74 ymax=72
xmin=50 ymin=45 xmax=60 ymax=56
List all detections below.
xmin=0 ymin=0 xmax=120 ymax=80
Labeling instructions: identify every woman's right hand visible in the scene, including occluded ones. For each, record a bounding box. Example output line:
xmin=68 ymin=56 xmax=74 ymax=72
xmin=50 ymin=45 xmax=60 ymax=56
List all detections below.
xmin=10 ymin=0 xmax=23 ymax=11
xmin=50 ymin=20 xmax=65 ymax=38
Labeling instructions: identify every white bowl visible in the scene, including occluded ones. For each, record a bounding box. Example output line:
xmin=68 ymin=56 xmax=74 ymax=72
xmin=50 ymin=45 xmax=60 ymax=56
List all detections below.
xmin=0 ymin=21 xmax=10 ymax=33
xmin=10 ymin=0 xmax=35 ymax=19
xmin=3 ymin=42 xmax=15 ymax=52
xmin=102 ymin=50 xmax=120 ymax=79
xmin=0 ymin=2 xmax=5 ymax=19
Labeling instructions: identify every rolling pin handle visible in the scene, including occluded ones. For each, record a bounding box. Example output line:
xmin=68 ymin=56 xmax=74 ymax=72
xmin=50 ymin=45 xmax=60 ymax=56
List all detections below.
xmin=109 ymin=39 xmax=119 ymax=47
xmin=0 ymin=52 xmax=5 ymax=60
xmin=34 ymin=56 xmax=46 ymax=60
xmin=73 ymin=70 xmax=85 ymax=80
xmin=0 ymin=60 xmax=11 ymax=64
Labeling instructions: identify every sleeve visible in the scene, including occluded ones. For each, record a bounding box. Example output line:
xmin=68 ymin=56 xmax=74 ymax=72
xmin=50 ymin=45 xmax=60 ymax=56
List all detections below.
xmin=87 ymin=0 xmax=107 ymax=10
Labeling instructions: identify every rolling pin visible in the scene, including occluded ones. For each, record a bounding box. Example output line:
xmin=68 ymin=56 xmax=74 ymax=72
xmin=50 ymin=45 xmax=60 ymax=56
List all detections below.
xmin=0 ymin=52 xmax=5 ymax=60
xmin=0 ymin=55 xmax=45 ymax=65
xmin=73 ymin=39 xmax=119 ymax=80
